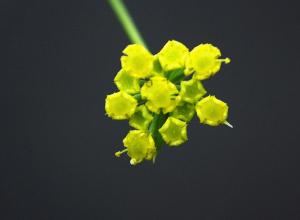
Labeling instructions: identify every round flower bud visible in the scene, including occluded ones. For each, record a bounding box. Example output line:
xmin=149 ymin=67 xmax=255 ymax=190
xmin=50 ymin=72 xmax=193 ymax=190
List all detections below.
xmin=105 ymin=91 xmax=137 ymax=120
xmin=185 ymin=44 xmax=230 ymax=80
xmin=159 ymin=117 xmax=188 ymax=146
xmin=121 ymin=44 xmax=154 ymax=78
xmin=123 ymin=130 xmax=156 ymax=165
xmin=195 ymin=95 xmax=228 ymax=126
xmin=170 ymin=101 xmax=195 ymax=122
xmin=129 ymin=105 xmax=153 ymax=130
xmin=157 ymin=40 xmax=189 ymax=71
xmin=180 ymin=79 xmax=207 ymax=103
xmin=114 ymin=69 xmax=140 ymax=94
xmin=141 ymin=76 xmax=179 ymax=114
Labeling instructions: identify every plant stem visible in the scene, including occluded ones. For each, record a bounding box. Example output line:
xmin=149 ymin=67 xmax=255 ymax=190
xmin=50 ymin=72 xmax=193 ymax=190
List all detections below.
xmin=107 ymin=0 xmax=147 ymax=48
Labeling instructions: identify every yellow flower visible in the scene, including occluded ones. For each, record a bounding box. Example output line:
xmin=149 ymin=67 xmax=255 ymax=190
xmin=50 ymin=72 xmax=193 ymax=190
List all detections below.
xmin=121 ymin=44 xmax=154 ymax=78
xmin=159 ymin=117 xmax=188 ymax=146
xmin=185 ymin=44 xmax=230 ymax=80
xmin=195 ymin=95 xmax=229 ymax=126
xmin=129 ymin=105 xmax=153 ymax=130
xmin=114 ymin=69 xmax=140 ymax=94
xmin=180 ymin=79 xmax=206 ymax=103
xmin=123 ymin=130 xmax=156 ymax=165
xmin=170 ymin=101 xmax=195 ymax=122
xmin=105 ymin=91 xmax=137 ymax=120
xmin=141 ymin=76 xmax=179 ymax=114
xmin=156 ymin=40 xmax=189 ymax=71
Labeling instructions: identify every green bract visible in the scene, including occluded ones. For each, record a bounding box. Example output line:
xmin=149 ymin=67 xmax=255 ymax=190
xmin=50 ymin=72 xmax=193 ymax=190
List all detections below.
xmin=105 ymin=40 xmax=232 ymax=165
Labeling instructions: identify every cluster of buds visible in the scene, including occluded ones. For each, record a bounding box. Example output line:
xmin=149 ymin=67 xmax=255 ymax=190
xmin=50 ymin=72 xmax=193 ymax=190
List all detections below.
xmin=105 ymin=40 xmax=232 ymax=165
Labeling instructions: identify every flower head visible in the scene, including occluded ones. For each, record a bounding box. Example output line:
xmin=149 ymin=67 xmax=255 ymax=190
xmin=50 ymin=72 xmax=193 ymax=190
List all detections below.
xmin=114 ymin=69 xmax=140 ymax=94
xmin=157 ymin=40 xmax=189 ymax=71
xmin=122 ymin=130 xmax=156 ymax=165
xmin=180 ymin=79 xmax=206 ymax=103
xmin=129 ymin=105 xmax=153 ymax=130
xmin=185 ymin=44 xmax=230 ymax=80
xmin=121 ymin=44 xmax=154 ymax=78
xmin=195 ymin=95 xmax=229 ymax=126
xmin=105 ymin=91 xmax=137 ymax=120
xmin=159 ymin=117 xmax=188 ymax=146
xmin=141 ymin=76 xmax=180 ymax=114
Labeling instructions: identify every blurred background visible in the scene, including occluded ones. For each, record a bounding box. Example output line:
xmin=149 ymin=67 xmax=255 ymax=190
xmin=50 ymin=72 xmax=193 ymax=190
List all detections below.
xmin=1 ymin=0 xmax=300 ymax=219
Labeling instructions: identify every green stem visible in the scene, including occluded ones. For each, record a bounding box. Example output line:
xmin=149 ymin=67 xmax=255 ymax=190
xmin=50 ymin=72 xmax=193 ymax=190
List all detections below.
xmin=108 ymin=0 xmax=147 ymax=48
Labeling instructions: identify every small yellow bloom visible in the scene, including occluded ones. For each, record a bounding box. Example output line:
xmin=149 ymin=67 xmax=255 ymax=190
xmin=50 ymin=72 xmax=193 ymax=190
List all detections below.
xmin=121 ymin=44 xmax=154 ymax=78
xmin=129 ymin=105 xmax=153 ymax=130
xmin=114 ymin=69 xmax=140 ymax=94
xmin=195 ymin=95 xmax=228 ymax=126
xmin=185 ymin=44 xmax=230 ymax=80
xmin=157 ymin=40 xmax=189 ymax=71
xmin=105 ymin=91 xmax=137 ymax=120
xmin=170 ymin=101 xmax=195 ymax=122
xmin=123 ymin=130 xmax=156 ymax=165
xmin=141 ymin=76 xmax=179 ymax=114
xmin=180 ymin=79 xmax=206 ymax=103
xmin=159 ymin=117 xmax=188 ymax=146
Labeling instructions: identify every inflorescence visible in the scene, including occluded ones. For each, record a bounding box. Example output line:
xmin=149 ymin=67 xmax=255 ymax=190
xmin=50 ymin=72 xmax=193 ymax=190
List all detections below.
xmin=105 ymin=40 xmax=232 ymax=165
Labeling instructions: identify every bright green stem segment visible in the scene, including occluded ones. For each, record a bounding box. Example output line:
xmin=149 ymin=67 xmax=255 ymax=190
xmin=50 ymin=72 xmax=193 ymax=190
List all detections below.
xmin=149 ymin=113 xmax=166 ymax=152
xmin=108 ymin=0 xmax=147 ymax=48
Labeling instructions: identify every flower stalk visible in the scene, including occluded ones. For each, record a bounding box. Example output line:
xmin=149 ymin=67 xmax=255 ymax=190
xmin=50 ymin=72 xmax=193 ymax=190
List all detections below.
xmin=107 ymin=0 xmax=147 ymax=48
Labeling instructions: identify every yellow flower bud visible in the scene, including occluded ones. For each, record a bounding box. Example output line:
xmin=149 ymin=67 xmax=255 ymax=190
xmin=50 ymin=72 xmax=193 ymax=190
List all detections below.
xmin=129 ymin=105 xmax=153 ymax=130
xmin=141 ymin=76 xmax=179 ymax=114
xmin=170 ymin=101 xmax=195 ymax=122
xmin=121 ymin=44 xmax=154 ymax=78
xmin=105 ymin=91 xmax=137 ymax=120
xmin=159 ymin=117 xmax=188 ymax=146
xmin=185 ymin=44 xmax=230 ymax=80
xmin=180 ymin=79 xmax=206 ymax=103
xmin=157 ymin=40 xmax=189 ymax=71
xmin=114 ymin=69 xmax=140 ymax=94
xmin=123 ymin=130 xmax=156 ymax=165
xmin=195 ymin=95 xmax=228 ymax=126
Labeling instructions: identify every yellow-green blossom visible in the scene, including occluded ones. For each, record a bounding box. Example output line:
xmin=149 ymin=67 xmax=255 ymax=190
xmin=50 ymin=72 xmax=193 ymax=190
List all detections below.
xmin=105 ymin=91 xmax=137 ymax=120
xmin=121 ymin=44 xmax=154 ymax=78
xmin=185 ymin=44 xmax=230 ymax=80
xmin=159 ymin=117 xmax=188 ymax=146
xmin=180 ymin=79 xmax=206 ymax=103
xmin=121 ymin=130 xmax=156 ymax=165
xmin=157 ymin=40 xmax=189 ymax=71
xmin=129 ymin=105 xmax=153 ymax=130
xmin=114 ymin=69 xmax=140 ymax=94
xmin=195 ymin=95 xmax=228 ymax=126
xmin=141 ymin=76 xmax=180 ymax=114
xmin=170 ymin=101 xmax=195 ymax=122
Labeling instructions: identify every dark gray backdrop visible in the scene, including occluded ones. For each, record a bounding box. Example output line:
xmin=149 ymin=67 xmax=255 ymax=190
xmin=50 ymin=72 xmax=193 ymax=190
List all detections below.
xmin=1 ymin=0 xmax=300 ymax=219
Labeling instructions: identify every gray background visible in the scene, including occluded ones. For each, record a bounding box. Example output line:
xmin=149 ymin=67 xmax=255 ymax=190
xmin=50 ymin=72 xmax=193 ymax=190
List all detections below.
xmin=1 ymin=0 xmax=300 ymax=219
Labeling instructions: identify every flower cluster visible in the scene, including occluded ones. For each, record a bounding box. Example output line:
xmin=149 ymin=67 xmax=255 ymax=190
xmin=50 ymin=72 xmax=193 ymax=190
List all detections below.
xmin=105 ymin=40 xmax=232 ymax=165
